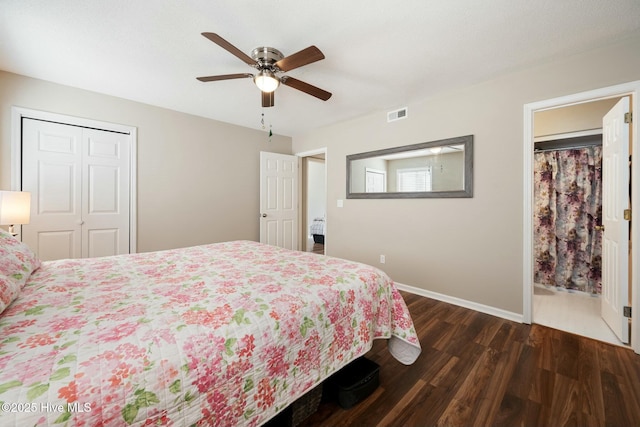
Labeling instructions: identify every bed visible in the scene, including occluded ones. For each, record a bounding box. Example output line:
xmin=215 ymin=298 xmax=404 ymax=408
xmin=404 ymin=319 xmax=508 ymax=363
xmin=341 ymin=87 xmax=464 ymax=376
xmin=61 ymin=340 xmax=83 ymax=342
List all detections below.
xmin=309 ymin=217 xmax=325 ymax=244
xmin=0 ymin=229 xmax=420 ymax=426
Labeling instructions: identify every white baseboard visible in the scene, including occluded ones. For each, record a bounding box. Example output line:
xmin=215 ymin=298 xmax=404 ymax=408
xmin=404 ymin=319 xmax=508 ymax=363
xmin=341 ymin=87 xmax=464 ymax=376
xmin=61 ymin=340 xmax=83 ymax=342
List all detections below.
xmin=394 ymin=282 xmax=524 ymax=324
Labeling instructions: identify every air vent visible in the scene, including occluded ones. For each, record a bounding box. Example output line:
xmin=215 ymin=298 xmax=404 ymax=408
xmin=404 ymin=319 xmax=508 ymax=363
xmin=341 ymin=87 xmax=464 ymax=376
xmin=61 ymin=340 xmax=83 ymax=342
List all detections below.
xmin=387 ymin=107 xmax=408 ymax=122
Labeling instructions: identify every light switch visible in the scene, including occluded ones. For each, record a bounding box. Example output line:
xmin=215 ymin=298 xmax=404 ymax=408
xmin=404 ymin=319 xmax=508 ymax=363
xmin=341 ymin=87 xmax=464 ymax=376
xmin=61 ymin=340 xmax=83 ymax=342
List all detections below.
xmin=337 ymin=199 xmax=344 ymax=208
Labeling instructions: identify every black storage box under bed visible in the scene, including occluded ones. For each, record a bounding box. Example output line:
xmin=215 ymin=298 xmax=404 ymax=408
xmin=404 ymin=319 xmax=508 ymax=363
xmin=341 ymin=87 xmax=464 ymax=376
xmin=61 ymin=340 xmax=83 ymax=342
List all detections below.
xmin=324 ymin=356 xmax=380 ymax=409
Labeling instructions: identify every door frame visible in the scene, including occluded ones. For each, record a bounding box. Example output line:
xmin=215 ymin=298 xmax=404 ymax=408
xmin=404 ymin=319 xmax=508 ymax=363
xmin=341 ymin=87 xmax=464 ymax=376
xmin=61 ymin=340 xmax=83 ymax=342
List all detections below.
xmin=295 ymin=147 xmax=328 ymax=253
xmin=10 ymin=106 xmax=138 ymax=253
xmin=522 ymin=81 xmax=640 ymax=354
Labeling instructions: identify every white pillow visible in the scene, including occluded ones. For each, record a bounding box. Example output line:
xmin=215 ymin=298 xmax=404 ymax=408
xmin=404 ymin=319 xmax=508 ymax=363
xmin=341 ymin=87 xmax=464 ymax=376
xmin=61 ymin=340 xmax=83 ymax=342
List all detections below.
xmin=0 ymin=228 xmax=41 ymax=314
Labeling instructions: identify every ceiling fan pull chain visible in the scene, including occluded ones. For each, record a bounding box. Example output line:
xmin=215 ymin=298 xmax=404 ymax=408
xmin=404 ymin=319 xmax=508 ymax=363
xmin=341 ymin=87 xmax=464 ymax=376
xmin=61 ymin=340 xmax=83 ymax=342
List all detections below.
xmin=260 ymin=111 xmax=273 ymax=142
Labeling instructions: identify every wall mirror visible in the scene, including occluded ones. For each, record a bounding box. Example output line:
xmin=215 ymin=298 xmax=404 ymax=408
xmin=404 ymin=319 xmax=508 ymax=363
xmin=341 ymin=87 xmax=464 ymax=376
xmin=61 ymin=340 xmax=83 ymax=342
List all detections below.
xmin=346 ymin=135 xmax=473 ymax=198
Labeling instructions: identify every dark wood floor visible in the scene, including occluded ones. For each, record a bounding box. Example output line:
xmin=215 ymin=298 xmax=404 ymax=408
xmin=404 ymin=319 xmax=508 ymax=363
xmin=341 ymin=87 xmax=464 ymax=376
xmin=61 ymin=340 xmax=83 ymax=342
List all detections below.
xmin=301 ymin=291 xmax=640 ymax=427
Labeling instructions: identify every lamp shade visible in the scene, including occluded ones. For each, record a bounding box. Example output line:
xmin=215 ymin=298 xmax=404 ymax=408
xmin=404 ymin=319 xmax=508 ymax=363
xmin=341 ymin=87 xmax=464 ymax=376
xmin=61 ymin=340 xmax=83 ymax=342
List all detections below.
xmin=0 ymin=191 xmax=31 ymax=225
xmin=254 ymin=70 xmax=280 ymax=93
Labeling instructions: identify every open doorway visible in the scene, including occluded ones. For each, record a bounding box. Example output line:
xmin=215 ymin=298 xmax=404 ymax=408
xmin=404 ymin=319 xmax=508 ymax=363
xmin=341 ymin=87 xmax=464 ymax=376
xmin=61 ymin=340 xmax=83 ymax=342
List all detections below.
xmin=297 ymin=149 xmax=327 ymax=255
xmin=523 ymin=81 xmax=640 ymax=355
xmin=531 ymin=98 xmax=625 ymax=346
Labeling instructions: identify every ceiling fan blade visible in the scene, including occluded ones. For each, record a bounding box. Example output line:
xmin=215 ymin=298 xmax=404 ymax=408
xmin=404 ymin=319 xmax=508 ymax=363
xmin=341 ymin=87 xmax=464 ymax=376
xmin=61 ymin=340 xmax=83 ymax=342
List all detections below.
xmin=262 ymin=91 xmax=275 ymax=108
xmin=196 ymin=73 xmax=253 ymax=82
xmin=201 ymin=32 xmax=256 ymax=66
xmin=274 ymin=46 xmax=325 ymax=72
xmin=281 ymin=76 xmax=332 ymax=101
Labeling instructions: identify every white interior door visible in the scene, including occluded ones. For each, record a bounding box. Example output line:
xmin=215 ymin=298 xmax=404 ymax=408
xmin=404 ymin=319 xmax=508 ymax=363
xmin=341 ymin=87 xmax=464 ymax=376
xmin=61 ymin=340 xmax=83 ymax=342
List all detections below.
xmin=82 ymin=128 xmax=131 ymax=258
xmin=260 ymin=151 xmax=298 ymax=250
xmin=601 ymin=97 xmax=631 ymax=343
xmin=22 ymin=118 xmax=131 ymax=260
xmin=365 ymin=168 xmax=386 ymax=192
xmin=22 ymin=119 xmax=83 ymax=260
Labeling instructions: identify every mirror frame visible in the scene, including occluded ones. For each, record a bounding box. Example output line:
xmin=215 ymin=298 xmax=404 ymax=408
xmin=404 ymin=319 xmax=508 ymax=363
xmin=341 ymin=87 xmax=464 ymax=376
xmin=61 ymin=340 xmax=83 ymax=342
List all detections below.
xmin=346 ymin=134 xmax=473 ymax=199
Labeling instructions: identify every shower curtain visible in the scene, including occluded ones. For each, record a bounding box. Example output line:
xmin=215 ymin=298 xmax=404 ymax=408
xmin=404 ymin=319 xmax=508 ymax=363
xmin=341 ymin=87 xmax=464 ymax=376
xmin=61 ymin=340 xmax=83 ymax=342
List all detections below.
xmin=534 ymin=146 xmax=602 ymax=294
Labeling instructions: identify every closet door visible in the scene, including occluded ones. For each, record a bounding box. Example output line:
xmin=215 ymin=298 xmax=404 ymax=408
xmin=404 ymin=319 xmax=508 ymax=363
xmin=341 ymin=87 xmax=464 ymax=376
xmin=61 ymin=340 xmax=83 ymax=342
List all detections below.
xmin=22 ymin=119 xmax=83 ymax=260
xmin=22 ymin=118 xmax=131 ymax=261
xmin=82 ymin=128 xmax=130 ymax=258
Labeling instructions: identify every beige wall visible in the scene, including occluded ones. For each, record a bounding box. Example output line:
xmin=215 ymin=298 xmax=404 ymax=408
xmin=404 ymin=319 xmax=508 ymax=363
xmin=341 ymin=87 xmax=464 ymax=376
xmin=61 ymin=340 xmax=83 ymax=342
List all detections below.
xmin=0 ymin=71 xmax=292 ymax=252
xmin=534 ymin=97 xmax=620 ymax=137
xmin=292 ymin=33 xmax=640 ymax=315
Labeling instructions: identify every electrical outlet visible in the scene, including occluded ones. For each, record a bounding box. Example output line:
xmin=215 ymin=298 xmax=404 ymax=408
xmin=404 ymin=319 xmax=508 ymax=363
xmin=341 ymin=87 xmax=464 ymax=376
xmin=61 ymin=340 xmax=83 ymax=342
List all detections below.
xmin=379 ymin=255 xmax=385 ymax=264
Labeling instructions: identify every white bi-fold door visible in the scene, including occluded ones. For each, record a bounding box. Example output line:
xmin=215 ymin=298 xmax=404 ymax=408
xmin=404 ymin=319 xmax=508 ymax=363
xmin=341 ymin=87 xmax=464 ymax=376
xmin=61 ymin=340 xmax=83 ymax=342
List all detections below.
xmin=21 ymin=118 xmax=131 ymax=261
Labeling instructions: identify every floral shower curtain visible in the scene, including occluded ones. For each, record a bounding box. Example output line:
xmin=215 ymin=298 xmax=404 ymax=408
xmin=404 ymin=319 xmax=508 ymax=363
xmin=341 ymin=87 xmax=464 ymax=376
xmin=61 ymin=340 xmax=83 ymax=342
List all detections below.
xmin=534 ymin=146 xmax=602 ymax=294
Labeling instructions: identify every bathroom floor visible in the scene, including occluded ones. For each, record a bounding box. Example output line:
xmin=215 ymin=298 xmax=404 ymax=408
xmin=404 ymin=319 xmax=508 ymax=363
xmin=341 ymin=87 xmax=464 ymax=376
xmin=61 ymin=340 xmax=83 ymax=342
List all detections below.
xmin=533 ymin=285 xmax=627 ymax=347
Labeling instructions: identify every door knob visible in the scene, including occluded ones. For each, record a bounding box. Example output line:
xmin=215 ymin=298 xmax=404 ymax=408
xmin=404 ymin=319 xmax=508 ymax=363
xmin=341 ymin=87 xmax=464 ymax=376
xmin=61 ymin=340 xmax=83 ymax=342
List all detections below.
xmin=76 ymin=219 xmax=84 ymax=225
xmin=261 ymin=213 xmax=267 ymax=218
xmin=595 ymin=225 xmax=605 ymax=232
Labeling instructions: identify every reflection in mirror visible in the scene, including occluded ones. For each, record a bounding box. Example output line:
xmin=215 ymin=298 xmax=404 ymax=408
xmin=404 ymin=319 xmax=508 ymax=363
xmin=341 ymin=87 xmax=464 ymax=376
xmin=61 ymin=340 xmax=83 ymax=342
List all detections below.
xmin=347 ymin=135 xmax=473 ymax=198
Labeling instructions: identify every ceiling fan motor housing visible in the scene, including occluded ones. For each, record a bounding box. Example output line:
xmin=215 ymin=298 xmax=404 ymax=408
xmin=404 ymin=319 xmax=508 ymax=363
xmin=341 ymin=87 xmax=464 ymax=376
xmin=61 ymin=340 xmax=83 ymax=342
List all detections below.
xmin=251 ymin=47 xmax=284 ymax=70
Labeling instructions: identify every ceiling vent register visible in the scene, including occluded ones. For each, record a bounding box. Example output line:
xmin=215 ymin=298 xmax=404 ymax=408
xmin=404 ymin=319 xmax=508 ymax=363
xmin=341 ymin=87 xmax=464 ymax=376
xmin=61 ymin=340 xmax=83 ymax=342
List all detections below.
xmin=387 ymin=107 xmax=408 ymax=122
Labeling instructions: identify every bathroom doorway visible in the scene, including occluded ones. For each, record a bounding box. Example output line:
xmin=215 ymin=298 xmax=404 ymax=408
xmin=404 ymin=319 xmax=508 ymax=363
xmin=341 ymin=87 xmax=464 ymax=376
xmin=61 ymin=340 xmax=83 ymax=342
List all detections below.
xmin=532 ymin=98 xmax=625 ymax=346
xmin=523 ymin=81 xmax=639 ymax=354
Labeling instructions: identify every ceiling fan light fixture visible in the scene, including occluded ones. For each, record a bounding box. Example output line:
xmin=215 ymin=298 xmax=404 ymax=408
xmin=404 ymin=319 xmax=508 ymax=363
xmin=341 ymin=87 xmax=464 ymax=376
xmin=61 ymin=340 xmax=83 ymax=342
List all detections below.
xmin=198 ymin=34 xmax=332 ymax=104
xmin=254 ymin=70 xmax=280 ymax=93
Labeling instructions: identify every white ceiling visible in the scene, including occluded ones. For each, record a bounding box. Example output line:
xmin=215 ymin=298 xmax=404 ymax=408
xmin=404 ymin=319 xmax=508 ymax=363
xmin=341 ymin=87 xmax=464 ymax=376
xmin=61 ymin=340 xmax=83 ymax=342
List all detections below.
xmin=2 ymin=1 xmax=640 ymax=137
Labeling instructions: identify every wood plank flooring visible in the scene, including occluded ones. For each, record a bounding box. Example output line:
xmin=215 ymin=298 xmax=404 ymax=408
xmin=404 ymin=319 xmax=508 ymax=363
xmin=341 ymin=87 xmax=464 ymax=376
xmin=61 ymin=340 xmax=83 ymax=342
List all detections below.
xmin=300 ymin=291 xmax=640 ymax=427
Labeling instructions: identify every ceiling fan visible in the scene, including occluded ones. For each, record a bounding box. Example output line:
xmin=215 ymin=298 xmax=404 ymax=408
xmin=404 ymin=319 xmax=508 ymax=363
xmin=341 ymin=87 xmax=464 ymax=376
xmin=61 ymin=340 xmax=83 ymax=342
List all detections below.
xmin=197 ymin=33 xmax=332 ymax=107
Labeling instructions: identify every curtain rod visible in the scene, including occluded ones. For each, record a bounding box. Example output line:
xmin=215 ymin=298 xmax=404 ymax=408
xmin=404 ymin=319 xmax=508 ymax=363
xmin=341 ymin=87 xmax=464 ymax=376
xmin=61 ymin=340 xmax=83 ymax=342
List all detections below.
xmin=534 ymin=143 xmax=602 ymax=153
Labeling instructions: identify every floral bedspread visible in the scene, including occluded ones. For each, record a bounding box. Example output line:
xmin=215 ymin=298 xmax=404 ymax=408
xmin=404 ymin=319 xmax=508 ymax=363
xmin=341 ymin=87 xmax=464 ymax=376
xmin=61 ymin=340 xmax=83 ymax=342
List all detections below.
xmin=0 ymin=240 xmax=420 ymax=426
